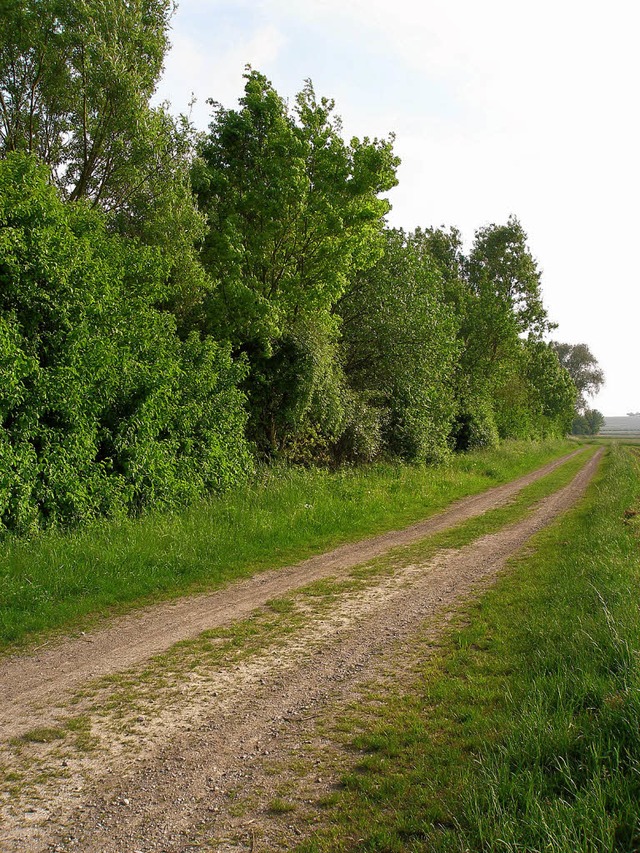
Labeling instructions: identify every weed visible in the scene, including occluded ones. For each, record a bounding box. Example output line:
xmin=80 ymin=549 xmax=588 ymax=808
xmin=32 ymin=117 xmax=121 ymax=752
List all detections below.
xmin=268 ymin=797 xmax=296 ymax=814
xmin=16 ymin=727 xmax=67 ymax=745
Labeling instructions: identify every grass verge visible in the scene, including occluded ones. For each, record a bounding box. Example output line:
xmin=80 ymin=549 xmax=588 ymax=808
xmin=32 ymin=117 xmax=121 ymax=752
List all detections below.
xmin=0 ymin=439 xmax=575 ymax=652
xmin=0 ymin=445 xmax=591 ymax=816
xmin=298 ymin=443 xmax=640 ymax=853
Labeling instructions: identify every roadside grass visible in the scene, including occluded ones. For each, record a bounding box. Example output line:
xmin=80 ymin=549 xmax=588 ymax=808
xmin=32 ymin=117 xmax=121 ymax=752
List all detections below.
xmin=0 ymin=445 xmax=593 ymax=809
xmin=269 ymin=797 xmax=296 ymax=815
xmin=582 ymin=436 xmax=640 ymax=447
xmin=0 ymin=439 xmax=575 ymax=652
xmin=81 ymin=448 xmax=592 ymax=723
xmin=297 ymin=444 xmax=640 ymax=853
xmin=365 ymin=445 xmax=596 ymax=572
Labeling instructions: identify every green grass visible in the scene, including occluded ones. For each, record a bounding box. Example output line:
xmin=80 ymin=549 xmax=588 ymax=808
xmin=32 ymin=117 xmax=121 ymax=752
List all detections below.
xmin=0 ymin=439 xmax=575 ymax=652
xmin=58 ymin=449 xmax=593 ymax=735
xmin=14 ymin=726 xmax=67 ymax=745
xmin=268 ymin=797 xmax=296 ymax=814
xmin=376 ymin=444 xmax=596 ymax=564
xmin=298 ymin=444 xmax=640 ymax=853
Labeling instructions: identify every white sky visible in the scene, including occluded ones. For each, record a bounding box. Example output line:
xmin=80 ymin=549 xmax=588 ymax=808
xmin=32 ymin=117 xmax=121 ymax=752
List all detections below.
xmin=156 ymin=0 xmax=640 ymax=415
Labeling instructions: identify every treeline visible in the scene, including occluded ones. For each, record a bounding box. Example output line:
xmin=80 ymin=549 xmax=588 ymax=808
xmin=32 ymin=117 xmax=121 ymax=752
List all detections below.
xmin=0 ymin=1 xmax=577 ymax=536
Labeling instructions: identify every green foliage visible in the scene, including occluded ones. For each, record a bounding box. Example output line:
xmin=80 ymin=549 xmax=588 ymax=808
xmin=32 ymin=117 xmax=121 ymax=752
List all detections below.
xmin=572 ymin=408 xmax=605 ymax=435
xmin=492 ymin=340 xmax=577 ymax=440
xmin=463 ymin=217 xmax=551 ymax=392
xmin=449 ymin=394 xmax=500 ymax=451
xmin=412 ymin=225 xmax=468 ymax=311
xmin=1 ymin=0 xmax=170 ymax=206
xmin=0 ymin=153 xmax=250 ymax=535
xmin=468 ymin=215 xmax=550 ymax=341
xmin=194 ymin=70 xmax=399 ymax=458
xmin=0 ymin=0 xmax=208 ymax=318
xmin=298 ymin=447 xmax=640 ymax=853
xmin=338 ymin=228 xmax=459 ymax=462
xmin=332 ymin=390 xmax=385 ymax=463
xmin=195 ymin=70 xmax=398 ymax=349
xmin=446 ymin=216 xmax=569 ymax=447
xmin=552 ymin=341 xmax=605 ymax=413
xmin=0 ymin=14 xmax=594 ymax=533
xmin=0 ymin=438 xmax=573 ymax=648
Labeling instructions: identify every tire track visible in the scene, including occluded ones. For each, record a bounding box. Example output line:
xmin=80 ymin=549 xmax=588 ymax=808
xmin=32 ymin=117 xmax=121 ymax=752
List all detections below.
xmin=0 ymin=448 xmax=602 ymax=852
xmin=0 ymin=448 xmax=584 ymax=740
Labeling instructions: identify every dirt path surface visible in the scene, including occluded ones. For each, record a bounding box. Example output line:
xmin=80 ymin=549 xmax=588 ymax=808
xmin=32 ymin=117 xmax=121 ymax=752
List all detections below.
xmin=0 ymin=449 xmax=582 ymax=737
xmin=0 ymin=448 xmax=601 ymax=851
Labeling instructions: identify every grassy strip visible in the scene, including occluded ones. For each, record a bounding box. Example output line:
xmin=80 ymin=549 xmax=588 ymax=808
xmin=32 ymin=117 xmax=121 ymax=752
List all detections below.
xmin=0 ymin=439 xmax=574 ymax=651
xmin=377 ymin=444 xmax=596 ymax=564
xmin=299 ymin=444 xmax=640 ymax=853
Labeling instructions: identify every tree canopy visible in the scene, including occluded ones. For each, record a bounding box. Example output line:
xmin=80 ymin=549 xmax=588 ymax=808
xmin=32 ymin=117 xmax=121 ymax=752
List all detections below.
xmin=1 ymin=0 xmax=171 ymax=206
xmin=0 ymin=0 xmax=206 ymax=317
xmin=551 ymin=342 xmax=604 ymax=411
xmin=0 ymin=153 xmax=250 ymax=534
xmin=193 ymin=70 xmax=399 ymax=456
xmin=0 ymin=11 xmax=586 ymax=537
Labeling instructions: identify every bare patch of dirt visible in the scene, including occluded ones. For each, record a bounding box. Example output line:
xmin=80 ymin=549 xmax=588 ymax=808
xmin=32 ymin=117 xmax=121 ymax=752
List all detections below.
xmin=0 ymin=449 xmax=601 ymax=851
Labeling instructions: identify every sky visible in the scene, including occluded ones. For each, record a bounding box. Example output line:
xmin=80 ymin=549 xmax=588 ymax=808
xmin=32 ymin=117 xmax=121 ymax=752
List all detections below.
xmin=155 ymin=0 xmax=639 ymax=416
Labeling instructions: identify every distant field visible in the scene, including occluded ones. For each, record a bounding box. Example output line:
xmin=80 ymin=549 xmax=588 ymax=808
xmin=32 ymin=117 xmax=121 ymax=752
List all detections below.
xmin=599 ymin=415 xmax=640 ymax=437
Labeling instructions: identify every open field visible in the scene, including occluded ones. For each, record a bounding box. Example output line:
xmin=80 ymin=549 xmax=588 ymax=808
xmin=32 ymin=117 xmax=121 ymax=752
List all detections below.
xmin=298 ymin=443 xmax=640 ymax=852
xmin=599 ymin=415 xmax=640 ymax=438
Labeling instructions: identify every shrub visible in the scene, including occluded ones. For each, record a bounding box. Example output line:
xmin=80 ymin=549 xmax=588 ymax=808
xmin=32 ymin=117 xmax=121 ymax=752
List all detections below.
xmin=0 ymin=153 xmax=251 ymax=535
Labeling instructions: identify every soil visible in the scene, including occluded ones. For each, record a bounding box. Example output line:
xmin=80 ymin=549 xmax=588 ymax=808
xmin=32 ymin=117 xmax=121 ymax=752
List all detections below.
xmin=0 ymin=448 xmax=602 ymax=852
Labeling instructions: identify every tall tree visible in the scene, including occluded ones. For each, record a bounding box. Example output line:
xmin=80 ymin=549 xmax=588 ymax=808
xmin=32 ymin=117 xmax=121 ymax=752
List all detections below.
xmin=550 ymin=342 xmax=604 ymax=412
xmin=194 ymin=70 xmax=398 ymax=348
xmin=1 ymin=0 xmax=169 ymax=204
xmin=1 ymin=0 xmax=213 ymax=323
xmin=448 ymin=217 xmax=556 ymax=446
xmin=337 ymin=228 xmax=459 ymax=462
xmin=492 ymin=339 xmax=576 ymax=440
xmin=571 ymin=408 xmax=605 ymax=435
xmin=194 ymin=70 xmax=399 ymax=455
xmin=466 ymin=216 xmax=551 ymax=364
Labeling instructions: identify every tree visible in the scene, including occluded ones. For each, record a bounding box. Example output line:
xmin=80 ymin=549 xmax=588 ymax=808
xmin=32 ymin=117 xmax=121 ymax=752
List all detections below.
xmin=571 ymin=409 xmax=604 ymax=435
xmin=1 ymin=0 xmax=167 ymax=202
xmin=194 ymin=70 xmax=399 ymax=456
xmin=337 ymin=228 xmax=459 ymax=462
xmin=0 ymin=0 xmax=207 ymax=314
xmin=466 ymin=216 xmax=551 ymax=365
xmin=550 ymin=342 xmax=604 ymax=412
xmin=194 ymin=70 xmax=399 ymax=348
xmin=411 ymin=226 xmax=468 ymax=310
xmin=493 ymin=339 xmax=576 ymax=439
xmin=433 ymin=217 xmax=555 ymax=448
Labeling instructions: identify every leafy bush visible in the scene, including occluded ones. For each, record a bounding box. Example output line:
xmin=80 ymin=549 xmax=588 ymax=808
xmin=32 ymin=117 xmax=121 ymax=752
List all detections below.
xmin=571 ymin=408 xmax=605 ymax=436
xmin=338 ymin=228 xmax=459 ymax=463
xmin=0 ymin=153 xmax=251 ymax=535
xmin=450 ymin=397 xmax=500 ymax=451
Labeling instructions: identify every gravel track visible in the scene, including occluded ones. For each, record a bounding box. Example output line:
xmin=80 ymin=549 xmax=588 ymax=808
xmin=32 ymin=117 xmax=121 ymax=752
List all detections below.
xmin=0 ymin=448 xmax=601 ymax=851
xmin=0 ymin=449 xmax=582 ymax=739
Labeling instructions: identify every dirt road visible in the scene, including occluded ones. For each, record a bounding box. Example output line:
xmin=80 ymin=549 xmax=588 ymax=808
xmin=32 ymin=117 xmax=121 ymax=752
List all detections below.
xmin=0 ymin=448 xmax=601 ymax=852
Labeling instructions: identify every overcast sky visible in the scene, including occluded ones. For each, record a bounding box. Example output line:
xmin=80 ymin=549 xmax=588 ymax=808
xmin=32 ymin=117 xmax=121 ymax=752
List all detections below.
xmin=156 ymin=0 xmax=639 ymax=416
